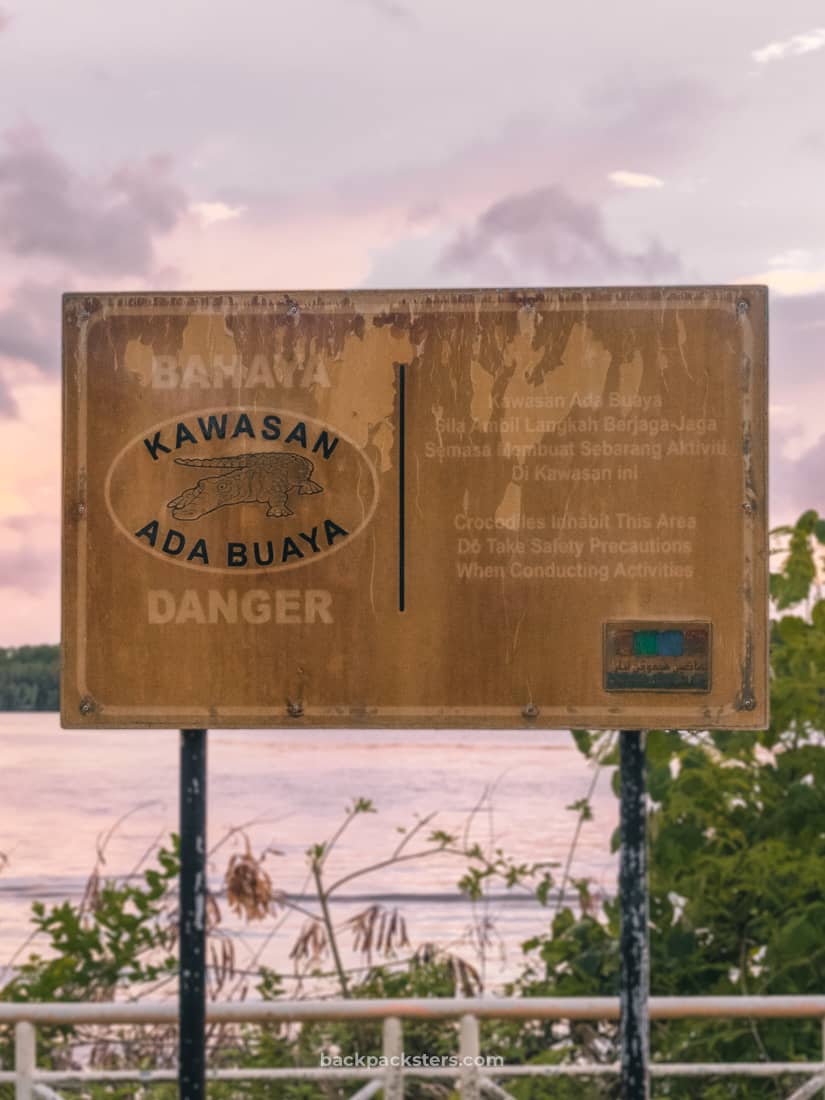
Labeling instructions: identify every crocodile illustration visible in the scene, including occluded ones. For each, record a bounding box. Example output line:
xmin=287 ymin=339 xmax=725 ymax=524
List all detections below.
xmin=167 ymin=452 xmax=324 ymax=520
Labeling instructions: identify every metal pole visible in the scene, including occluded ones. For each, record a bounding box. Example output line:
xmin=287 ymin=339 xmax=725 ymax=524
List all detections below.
xmin=619 ymin=729 xmax=649 ymax=1100
xmin=179 ymin=729 xmax=207 ymax=1100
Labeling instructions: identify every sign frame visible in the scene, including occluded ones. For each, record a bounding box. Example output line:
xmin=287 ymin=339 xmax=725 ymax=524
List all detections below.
xmin=62 ymin=286 xmax=769 ymax=731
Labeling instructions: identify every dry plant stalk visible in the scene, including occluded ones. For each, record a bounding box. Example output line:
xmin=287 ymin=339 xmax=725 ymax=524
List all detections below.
xmin=347 ymin=904 xmax=410 ymax=962
xmin=412 ymin=943 xmax=482 ymax=996
xmin=225 ymin=837 xmax=279 ymax=922
xmin=289 ymin=921 xmax=328 ymax=965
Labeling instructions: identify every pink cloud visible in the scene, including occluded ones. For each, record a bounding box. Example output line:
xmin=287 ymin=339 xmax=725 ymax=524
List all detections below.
xmin=0 ymin=538 xmax=58 ymax=596
xmin=354 ymin=0 xmax=417 ymax=24
xmin=771 ymin=430 xmax=825 ymax=525
xmin=0 ymin=126 xmax=187 ymax=276
xmin=0 ymin=281 xmax=61 ymax=375
xmin=439 ymin=184 xmax=680 ymax=283
xmin=217 ymin=77 xmax=720 ymax=236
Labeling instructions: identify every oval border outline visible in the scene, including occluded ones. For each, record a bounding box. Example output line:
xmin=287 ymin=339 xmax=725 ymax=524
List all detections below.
xmin=103 ymin=404 xmax=382 ymax=575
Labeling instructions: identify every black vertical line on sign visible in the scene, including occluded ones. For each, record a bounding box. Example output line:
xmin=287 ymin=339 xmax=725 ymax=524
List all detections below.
xmin=619 ymin=729 xmax=650 ymax=1100
xmin=397 ymin=361 xmax=406 ymax=612
xmin=180 ymin=729 xmax=207 ymax=1100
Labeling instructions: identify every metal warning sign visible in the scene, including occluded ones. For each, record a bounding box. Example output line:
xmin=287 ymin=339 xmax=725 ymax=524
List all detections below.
xmin=61 ymin=287 xmax=768 ymax=729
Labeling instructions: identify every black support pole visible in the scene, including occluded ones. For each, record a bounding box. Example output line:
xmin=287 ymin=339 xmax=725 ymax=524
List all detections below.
xmin=179 ymin=729 xmax=207 ymax=1100
xmin=619 ymin=729 xmax=649 ymax=1100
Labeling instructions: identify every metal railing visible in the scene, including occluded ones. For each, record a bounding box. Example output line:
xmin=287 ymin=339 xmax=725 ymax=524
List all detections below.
xmin=3 ymin=996 xmax=825 ymax=1099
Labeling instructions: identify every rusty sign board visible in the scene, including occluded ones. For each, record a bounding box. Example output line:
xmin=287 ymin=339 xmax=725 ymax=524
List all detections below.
xmin=61 ymin=287 xmax=768 ymax=730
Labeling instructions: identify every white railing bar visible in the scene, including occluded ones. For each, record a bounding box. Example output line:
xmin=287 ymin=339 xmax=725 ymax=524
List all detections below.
xmin=4 ymin=996 xmax=825 ymax=1025
xmin=32 ymin=1087 xmax=65 ymax=1100
xmin=33 ymin=1069 xmax=386 ymax=1082
xmin=8 ymin=1062 xmax=824 ymax=1084
xmin=785 ymin=1076 xmax=825 ymax=1100
xmin=496 ymin=1062 xmax=825 ymax=1078
xmin=481 ymin=1080 xmax=518 ymax=1099
xmin=348 ymin=1082 xmax=382 ymax=1100
xmin=8 ymin=999 xmax=825 ymax=1096
xmin=493 ymin=1063 xmax=825 ymax=1078
xmin=649 ymin=1064 xmax=824 ymax=1078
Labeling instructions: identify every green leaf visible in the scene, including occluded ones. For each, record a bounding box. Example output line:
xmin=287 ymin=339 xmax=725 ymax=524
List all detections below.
xmin=571 ymin=729 xmax=593 ymax=757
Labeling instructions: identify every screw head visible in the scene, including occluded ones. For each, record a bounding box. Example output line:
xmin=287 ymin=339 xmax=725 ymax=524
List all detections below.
xmin=79 ymin=696 xmax=95 ymax=715
xmin=287 ymin=700 xmax=304 ymax=718
xmin=523 ymin=703 xmax=539 ymax=720
xmin=736 ymin=299 xmax=750 ymax=316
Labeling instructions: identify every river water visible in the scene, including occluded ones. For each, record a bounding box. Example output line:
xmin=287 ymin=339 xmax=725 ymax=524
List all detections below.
xmin=0 ymin=713 xmax=618 ymax=991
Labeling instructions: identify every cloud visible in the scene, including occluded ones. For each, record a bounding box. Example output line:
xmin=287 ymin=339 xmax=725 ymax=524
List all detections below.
xmin=439 ymin=184 xmax=680 ymax=284
xmin=0 ymin=374 xmax=16 ymax=416
xmin=352 ymin=0 xmax=416 ymax=24
xmin=0 ymin=516 xmax=59 ymax=595
xmin=190 ymin=201 xmax=244 ymax=226
xmin=608 ymin=170 xmax=664 ymax=190
xmin=800 ymin=129 xmax=825 ymax=157
xmin=583 ymin=78 xmax=722 ymax=169
xmin=0 ymin=131 xmax=188 ymax=415
xmin=760 ymin=292 xmax=825 ymax=494
xmin=0 ymin=545 xmax=58 ymax=594
xmin=0 ymin=282 xmax=61 ymax=373
xmin=770 ymin=291 xmax=825 ymax=385
xmin=772 ymin=432 xmax=825 ymax=522
xmin=752 ymin=27 xmax=825 ymax=64
xmin=768 ymin=249 xmax=811 ymax=268
xmin=741 ymin=268 xmax=825 ymax=296
xmin=226 ymin=77 xmax=719 ymax=237
xmin=0 ymin=125 xmax=187 ymax=275
xmin=0 ymin=282 xmax=62 ymax=416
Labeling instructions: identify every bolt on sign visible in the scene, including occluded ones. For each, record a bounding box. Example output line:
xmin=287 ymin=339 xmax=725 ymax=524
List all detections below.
xmin=62 ymin=288 xmax=768 ymax=730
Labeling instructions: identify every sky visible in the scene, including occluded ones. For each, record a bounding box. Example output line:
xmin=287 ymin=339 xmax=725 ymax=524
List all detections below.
xmin=0 ymin=0 xmax=824 ymax=644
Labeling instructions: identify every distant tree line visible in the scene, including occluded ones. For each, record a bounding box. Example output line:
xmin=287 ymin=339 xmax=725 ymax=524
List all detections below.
xmin=0 ymin=645 xmax=59 ymax=710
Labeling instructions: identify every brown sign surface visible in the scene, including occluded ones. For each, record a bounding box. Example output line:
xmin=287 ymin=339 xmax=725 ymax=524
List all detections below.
xmin=62 ymin=288 xmax=768 ymax=729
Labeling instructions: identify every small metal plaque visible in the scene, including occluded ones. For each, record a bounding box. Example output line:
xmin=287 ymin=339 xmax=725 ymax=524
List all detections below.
xmin=604 ymin=621 xmax=711 ymax=692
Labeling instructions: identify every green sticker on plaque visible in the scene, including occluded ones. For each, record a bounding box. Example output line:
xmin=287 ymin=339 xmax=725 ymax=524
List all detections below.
xmin=633 ymin=631 xmax=658 ymax=656
xmin=604 ymin=622 xmax=711 ymax=692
